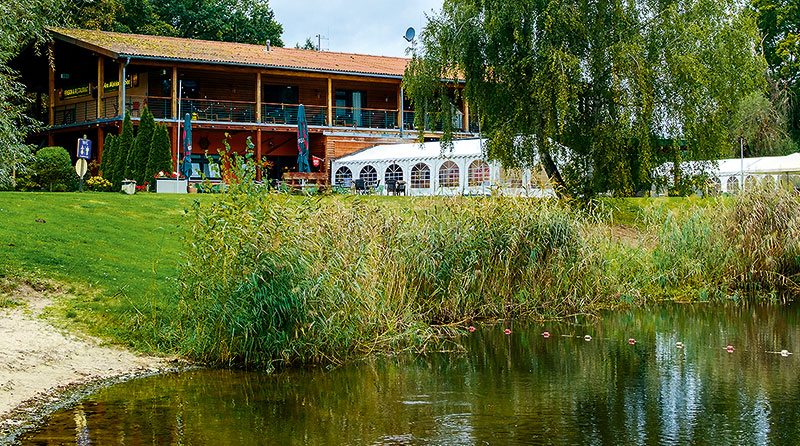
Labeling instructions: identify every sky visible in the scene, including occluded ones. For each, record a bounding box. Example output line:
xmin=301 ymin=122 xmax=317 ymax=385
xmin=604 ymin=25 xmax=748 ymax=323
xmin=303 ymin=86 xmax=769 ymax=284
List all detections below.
xmin=269 ymin=0 xmax=444 ymax=58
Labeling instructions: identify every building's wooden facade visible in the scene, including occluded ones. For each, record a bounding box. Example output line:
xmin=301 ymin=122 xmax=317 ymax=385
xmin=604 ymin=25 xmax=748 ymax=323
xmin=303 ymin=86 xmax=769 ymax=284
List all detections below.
xmin=41 ymin=28 xmax=474 ymax=182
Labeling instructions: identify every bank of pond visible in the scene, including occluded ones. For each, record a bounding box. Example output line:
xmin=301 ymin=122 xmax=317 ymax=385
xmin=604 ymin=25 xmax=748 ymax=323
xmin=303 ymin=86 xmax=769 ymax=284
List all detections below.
xmin=17 ymin=302 xmax=800 ymax=445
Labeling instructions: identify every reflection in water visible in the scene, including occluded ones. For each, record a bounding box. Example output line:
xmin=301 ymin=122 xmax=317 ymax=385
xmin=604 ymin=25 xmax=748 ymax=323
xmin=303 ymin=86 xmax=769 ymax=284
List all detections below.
xmin=20 ymin=302 xmax=800 ymax=445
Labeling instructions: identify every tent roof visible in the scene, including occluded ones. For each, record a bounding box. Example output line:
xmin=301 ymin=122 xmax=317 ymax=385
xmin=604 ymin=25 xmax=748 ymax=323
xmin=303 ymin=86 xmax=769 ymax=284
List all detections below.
xmin=337 ymin=138 xmax=486 ymax=163
xmin=715 ymin=153 xmax=800 ymax=175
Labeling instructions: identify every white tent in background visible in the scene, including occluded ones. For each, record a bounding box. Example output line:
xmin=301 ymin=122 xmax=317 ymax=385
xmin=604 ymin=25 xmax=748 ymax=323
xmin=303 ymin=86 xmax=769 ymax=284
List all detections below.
xmin=330 ymin=138 xmax=555 ymax=197
xmin=655 ymin=152 xmax=800 ymax=195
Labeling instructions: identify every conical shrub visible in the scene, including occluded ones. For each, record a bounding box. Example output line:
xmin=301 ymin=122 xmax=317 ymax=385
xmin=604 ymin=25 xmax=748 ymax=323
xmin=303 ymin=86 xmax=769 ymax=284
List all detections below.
xmin=130 ymin=106 xmax=155 ymax=185
xmin=145 ymin=123 xmax=173 ymax=186
xmin=101 ymin=133 xmax=117 ymax=182
xmin=116 ymin=112 xmax=134 ymax=185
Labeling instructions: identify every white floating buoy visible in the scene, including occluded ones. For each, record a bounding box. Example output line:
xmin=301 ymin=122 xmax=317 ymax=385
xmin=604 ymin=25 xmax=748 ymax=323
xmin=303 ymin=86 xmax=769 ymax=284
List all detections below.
xmin=676 ymin=342 xmax=684 ymax=349
xmin=726 ymin=345 xmax=735 ymax=353
xmin=781 ymin=350 xmax=791 ymax=357
xmin=628 ymin=338 xmax=636 ymax=345
xmin=542 ymin=331 xmax=550 ymax=338
xmin=584 ymin=335 xmax=592 ymax=341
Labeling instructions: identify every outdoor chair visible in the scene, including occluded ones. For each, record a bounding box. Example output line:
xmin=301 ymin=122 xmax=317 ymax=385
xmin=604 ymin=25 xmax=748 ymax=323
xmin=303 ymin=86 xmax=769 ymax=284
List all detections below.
xmin=395 ymin=180 xmax=406 ymax=196
xmin=354 ymin=178 xmax=367 ymax=194
xmin=386 ymin=179 xmax=397 ymax=195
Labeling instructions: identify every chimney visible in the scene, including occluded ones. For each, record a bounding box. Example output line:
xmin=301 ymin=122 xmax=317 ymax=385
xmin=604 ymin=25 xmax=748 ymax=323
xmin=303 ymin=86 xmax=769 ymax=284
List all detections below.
xmin=266 ymin=40 xmax=271 ymax=51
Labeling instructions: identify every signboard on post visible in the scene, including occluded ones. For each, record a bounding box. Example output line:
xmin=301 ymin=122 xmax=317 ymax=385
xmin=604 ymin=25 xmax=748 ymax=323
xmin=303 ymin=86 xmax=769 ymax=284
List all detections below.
xmin=77 ymin=138 xmax=92 ymax=160
xmin=75 ymin=159 xmax=88 ymax=178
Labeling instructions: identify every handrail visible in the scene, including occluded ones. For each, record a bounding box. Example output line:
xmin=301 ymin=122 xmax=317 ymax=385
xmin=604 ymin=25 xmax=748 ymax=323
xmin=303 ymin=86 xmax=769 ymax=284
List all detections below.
xmin=182 ymin=97 xmax=256 ymax=105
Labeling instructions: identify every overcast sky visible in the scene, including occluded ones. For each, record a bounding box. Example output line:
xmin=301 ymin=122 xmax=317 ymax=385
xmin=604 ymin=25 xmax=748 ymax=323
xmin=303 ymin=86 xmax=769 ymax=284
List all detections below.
xmin=270 ymin=0 xmax=444 ymax=58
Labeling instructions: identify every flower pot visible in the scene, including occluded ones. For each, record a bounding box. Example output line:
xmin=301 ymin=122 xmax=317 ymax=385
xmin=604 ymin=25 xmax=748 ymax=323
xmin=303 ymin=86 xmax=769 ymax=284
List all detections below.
xmin=188 ymin=186 xmax=198 ymax=194
xmin=121 ymin=180 xmax=136 ymax=195
xmin=155 ymin=178 xmax=188 ymax=193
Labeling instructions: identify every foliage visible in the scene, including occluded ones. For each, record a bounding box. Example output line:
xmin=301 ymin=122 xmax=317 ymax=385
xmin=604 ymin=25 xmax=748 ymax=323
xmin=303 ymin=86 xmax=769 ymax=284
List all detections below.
xmin=86 ymin=175 xmax=114 ymax=191
xmin=754 ymin=0 xmax=800 ymax=145
xmin=130 ymin=105 xmax=154 ymax=184
xmin=116 ymin=112 xmax=134 ymax=184
xmin=145 ymin=123 xmax=173 ymax=187
xmin=731 ymin=88 xmax=796 ymax=157
xmin=404 ymin=0 xmax=766 ymax=198
xmin=33 ymin=146 xmax=73 ymax=191
xmin=101 ymin=133 xmax=118 ymax=181
xmin=295 ymin=38 xmax=316 ymax=50
xmin=67 ymin=0 xmax=283 ymax=46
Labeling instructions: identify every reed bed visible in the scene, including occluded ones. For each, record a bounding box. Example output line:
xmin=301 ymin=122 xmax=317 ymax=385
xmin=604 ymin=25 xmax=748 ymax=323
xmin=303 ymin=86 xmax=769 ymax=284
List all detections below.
xmin=174 ymin=184 xmax=799 ymax=368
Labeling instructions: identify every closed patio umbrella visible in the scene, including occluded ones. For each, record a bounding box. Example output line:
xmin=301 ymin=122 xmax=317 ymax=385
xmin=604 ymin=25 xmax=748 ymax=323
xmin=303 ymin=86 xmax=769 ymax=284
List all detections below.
xmin=297 ymin=104 xmax=311 ymax=173
xmin=180 ymin=113 xmax=193 ymax=179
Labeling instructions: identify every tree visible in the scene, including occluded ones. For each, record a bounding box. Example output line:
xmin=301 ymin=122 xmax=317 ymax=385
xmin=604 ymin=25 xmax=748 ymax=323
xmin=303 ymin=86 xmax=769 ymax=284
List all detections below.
xmin=145 ymin=122 xmax=172 ymax=185
xmin=101 ymin=133 xmax=118 ymax=180
xmin=34 ymin=146 xmax=72 ymax=191
xmin=68 ymin=0 xmax=284 ymax=46
xmin=404 ymin=0 xmax=766 ymax=197
xmin=732 ymin=88 xmax=795 ymax=157
xmin=116 ymin=112 xmax=134 ymax=184
xmin=754 ymin=0 xmax=800 ymax=146
xmin=295 ymin=38 xmax=316 ymax=50
xmin=0 ymin=0 xmax=66 ymax=189
xmin=130 ymin=105 xmax=154 ymax=184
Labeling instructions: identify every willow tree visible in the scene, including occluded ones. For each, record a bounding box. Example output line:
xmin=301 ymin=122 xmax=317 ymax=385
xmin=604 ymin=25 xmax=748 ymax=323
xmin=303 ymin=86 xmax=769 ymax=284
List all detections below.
xmin=404 ymin=0 xmax=766 ymax=197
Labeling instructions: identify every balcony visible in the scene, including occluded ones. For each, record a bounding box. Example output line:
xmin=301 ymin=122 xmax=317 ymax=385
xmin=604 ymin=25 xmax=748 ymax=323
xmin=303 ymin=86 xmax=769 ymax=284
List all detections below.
xmin=262 ymin=103 xmax=327 ymax=126
xmin=333 ymin=107 xmax=397 ymax=129
xmin=182 ymin=98 xmax=257 ymax=123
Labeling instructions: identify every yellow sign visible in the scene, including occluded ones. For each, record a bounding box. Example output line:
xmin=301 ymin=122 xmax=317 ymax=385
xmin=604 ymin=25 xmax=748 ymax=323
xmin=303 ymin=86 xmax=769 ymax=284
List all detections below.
xmin=103 ymin=74 xmax=139 ymax=92
xmin=61 ymin=84 xmax=90 ymax=100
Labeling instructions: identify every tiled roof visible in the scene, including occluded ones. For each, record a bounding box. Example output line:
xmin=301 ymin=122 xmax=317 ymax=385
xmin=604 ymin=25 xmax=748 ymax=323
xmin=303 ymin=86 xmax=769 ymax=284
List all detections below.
xmin=49 ymin=28 xmax=409 ymax=78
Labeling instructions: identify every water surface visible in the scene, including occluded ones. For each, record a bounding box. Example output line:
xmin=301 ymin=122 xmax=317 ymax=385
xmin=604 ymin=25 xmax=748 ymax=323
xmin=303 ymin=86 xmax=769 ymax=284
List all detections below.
xmin=20 ymin=303 xmax=800 ymax=445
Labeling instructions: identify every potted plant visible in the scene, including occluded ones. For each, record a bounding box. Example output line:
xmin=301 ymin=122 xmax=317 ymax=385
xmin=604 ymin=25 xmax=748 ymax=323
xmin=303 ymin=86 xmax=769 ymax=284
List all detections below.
xmin=155 ymin=171 xmax=188 ymax=193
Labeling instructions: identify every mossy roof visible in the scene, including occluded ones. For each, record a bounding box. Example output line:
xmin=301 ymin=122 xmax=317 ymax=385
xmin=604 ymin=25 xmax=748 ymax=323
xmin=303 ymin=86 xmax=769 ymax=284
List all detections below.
xmin=49 ymin=28 xmax=409 ymax=78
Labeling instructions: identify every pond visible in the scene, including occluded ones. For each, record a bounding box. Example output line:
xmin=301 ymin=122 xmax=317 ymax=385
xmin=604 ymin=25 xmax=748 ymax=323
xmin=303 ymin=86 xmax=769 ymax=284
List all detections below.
xmin=18 ymin=302 xmax=800 ymax=445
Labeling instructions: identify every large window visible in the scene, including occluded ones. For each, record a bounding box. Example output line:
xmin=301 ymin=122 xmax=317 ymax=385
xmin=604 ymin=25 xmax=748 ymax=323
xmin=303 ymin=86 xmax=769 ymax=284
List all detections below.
xmin=410 ymin=163 xmax=431 ymax=189
xmin=385 ymin=164 xmax=403 ymax=183
xmin=468 ymin=160 xmax=490 ymax=186
xmin=439 ymin=161 xmax=459 ymax=188
xmin=189 ymin=154 xmax=221 ymax=180
xmin=335 ymin=166 xmax=352 ymax=185
xmin=359 ymin=165 xmax=378 ymax=187
xmin=727 ymin=176 xmax=739 ymax=192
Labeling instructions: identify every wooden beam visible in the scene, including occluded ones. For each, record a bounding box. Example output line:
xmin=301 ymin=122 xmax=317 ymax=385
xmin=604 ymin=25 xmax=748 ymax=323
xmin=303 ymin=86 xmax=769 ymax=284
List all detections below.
xmin=256 ymin=128 xmax=262 ymax=180
xmin=256 ymin=72 xmax=262 ymax=123
xmin=97 ymin=56 xmax=104 ymax=120
xmin=171 ymin=123 xmax=179 ymax=170
xmin=327 ymin=77 xmax=332 ymax=126
xmin=171 ymin=66 xmax=178 ymax=119
xmin=48 ymin=43 xmax=55 ymax=126
xmin=118 ymin=63 xmax=125 ymax=117
xmin=97 ymin=126 xmax=104 ymax=165
xmin=462 ymin=93 xmax=469 ymax=132
xmin=397 ymin=84 xmax=403 ymax=129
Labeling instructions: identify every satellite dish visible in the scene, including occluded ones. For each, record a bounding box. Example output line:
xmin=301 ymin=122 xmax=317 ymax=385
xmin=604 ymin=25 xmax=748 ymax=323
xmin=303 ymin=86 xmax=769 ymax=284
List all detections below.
xmin=404 ymin=27 xmax=416 ymax=42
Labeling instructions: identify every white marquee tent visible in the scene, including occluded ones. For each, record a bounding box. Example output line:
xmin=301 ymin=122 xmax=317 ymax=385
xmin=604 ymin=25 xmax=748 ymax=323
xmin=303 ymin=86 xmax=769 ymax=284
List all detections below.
xmin=330 ymin=138 xmax=554 ymax=196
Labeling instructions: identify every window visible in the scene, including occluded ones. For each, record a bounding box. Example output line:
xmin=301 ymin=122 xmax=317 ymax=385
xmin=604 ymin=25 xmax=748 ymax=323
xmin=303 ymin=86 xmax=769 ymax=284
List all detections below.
xmin=359 ymin=165 xmax=378 ymax=187
xmin=727 ymin=176 xmax=739 ymax=192
xmin=410 ymin=163 xmax=431 ymax=188
xmin=468 ymin=160 xmax=490 ymax=186
xmin=439 ymin=161 xmax=459 ymax=188
xmin=385 ymin=164 xmax=403 ymax=182
xmin=762 ymin=175 xmax=775 ymax=188
xmin=706 ymin=177 xmax=721 ymax=195
xmin=189 ymin=154 xmax=221 ymax=180
xmin=335 ymin=166 xmax=352 ymax=185
xmin=499 ymin=167 xmax=523 ymax=187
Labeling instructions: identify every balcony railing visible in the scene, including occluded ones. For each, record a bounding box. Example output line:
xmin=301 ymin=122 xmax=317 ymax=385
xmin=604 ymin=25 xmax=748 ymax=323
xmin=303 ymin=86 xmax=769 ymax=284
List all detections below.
xmin=54 ymin=99 xmax=98 ymax=126
xmin=128 ymin=96 xmax=171 ymax=119
xmin=182 ymin=98 xmax=257 ymax=123
xmin=262 ymin=103 xmax=327 ymax=126
xmin=333 ymin=106 xmax=398 ymax=129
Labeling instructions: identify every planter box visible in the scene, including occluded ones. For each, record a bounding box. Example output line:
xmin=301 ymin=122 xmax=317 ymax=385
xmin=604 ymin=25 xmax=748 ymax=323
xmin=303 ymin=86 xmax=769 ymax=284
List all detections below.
xmin=155 ymin=178 xmax=188 ymax=193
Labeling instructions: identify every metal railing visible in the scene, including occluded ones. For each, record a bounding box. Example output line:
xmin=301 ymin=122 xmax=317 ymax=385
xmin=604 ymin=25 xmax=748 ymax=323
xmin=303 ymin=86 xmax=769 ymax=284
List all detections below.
xmin=182 ymin=98 xmax=257 ymax=123
xmin=53 ymin=99 xmax=97 ymax=126
xmin=262 ymin=103 xmax=327 ymax=126
xmin=333 ymin=106 xmax=397 ymax=129
xmin=127 ymin=96 xmax=171 ymax=119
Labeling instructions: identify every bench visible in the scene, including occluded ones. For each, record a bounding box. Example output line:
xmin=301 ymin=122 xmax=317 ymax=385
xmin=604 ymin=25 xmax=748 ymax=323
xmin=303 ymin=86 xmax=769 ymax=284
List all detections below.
xmin=283 ymin=172 xmax=328 ymax=192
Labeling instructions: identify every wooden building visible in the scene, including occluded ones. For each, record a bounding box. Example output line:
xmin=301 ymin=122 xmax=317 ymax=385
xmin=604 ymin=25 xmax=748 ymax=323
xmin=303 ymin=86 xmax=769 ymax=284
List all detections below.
xmin=33 ymin=28 xmax=474 ymax=182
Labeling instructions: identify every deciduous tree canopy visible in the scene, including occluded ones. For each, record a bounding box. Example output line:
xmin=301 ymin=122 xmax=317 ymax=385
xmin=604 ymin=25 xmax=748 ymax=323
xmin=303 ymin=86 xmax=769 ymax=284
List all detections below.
xmin=404 ymin=0 xmax=767 ymax=197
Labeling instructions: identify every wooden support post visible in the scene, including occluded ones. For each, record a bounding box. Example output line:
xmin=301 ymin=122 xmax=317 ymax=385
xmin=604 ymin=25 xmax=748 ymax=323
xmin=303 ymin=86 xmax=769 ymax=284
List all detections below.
xmin=171 ymin=66 xmax=178 ymax=119
xmin=327 ymin=78 xmax=333 ymax=126
xmin=97 ymin=126 xmax=104 ymax=159
xmin=397 ymin=83 xmax=403 ymax=130
xmin=462 ymin=94 xmax=469 ymax=133
xmin=48 ymin=43 xmax=55 ymax=127
xmin=171 ymin=123 xmax=179 ymax=168
xmin=96 ymin=57 xmax=104 ymax=119
xmin=256 ymin=128 xmax=262 ymax=181
xmin=118 ymin=63 xmax=125 ymax=117
xmin=256 ymin=72 xmax=262 ymax=123
xmin=48 ymin=133 xmax=54 ymax=147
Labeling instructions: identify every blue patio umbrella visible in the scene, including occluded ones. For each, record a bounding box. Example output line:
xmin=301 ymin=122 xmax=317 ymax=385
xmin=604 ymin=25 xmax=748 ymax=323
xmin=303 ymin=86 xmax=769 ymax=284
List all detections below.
xmin=297 ymin=104 xmax=311 ymax=173
xmin=180 ymin=113 xmax=193 ymax=179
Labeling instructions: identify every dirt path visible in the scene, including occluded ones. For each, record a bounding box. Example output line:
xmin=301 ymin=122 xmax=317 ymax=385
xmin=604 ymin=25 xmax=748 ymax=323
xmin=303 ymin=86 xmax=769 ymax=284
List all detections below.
xmin=0 ymin=284 xmax=174 ymax=439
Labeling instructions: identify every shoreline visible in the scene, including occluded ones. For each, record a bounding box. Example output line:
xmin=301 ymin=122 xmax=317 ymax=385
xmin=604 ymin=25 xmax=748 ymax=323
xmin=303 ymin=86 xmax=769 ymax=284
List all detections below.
xmin=0 ymin=284 xmax=187 ymax=443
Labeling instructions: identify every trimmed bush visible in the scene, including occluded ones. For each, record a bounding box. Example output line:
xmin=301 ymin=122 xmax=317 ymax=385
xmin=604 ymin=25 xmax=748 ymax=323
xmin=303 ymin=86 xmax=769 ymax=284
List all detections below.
xmin=115 ymin=112 xmax=134 ymax=185
xmin=101 ymin=133 xmax=118 ymax=183
xmin=34 ymin=146 xmax=73 ymax=191
xmin=145 ymin=122 xmax=173 ymax=186
xmin=131 ymin=106 xmax=154 ymax=185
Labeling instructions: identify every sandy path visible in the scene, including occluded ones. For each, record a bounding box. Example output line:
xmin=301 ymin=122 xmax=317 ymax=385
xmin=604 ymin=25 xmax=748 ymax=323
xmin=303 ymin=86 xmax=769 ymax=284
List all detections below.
xmin=0 ymin=285 xmax=171 ymax=433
